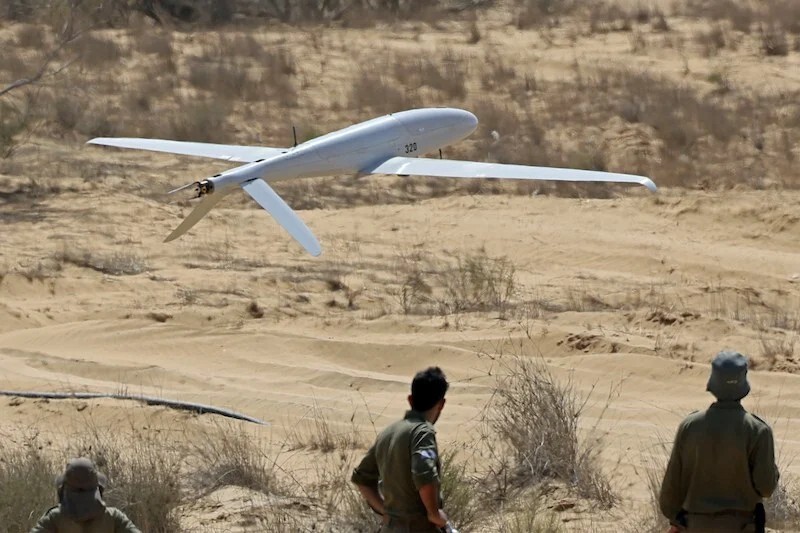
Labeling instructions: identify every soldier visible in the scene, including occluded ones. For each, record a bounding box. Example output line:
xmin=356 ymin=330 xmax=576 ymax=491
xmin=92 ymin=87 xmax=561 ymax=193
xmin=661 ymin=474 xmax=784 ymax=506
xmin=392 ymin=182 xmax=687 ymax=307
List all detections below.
xmin=31 ymin=457 xmax=140 ymax=533
xmin=659 ymin=350 xmax=780 ymax=533
xmin=351 ymin=366 xmax=455 ymax=532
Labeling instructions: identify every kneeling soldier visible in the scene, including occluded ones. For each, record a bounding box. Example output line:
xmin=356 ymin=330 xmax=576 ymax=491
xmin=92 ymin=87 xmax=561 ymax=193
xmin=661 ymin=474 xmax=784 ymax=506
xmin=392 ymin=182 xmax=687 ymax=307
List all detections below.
xmin=31 ymin=457 xmax=140 ymax=533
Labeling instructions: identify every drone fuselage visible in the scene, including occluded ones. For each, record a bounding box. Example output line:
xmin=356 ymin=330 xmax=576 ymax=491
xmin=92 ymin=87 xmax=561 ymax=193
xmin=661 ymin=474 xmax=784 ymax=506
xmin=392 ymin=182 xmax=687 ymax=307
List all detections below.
xmin=206 ymin=108 xmax=478 ymax=192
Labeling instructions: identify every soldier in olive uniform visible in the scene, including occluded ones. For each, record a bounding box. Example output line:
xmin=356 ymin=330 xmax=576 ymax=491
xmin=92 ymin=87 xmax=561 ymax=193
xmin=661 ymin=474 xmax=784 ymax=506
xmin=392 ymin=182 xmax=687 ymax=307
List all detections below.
xmin=351 ymin=366 xmax=454 ymax=532
xmin=31 ymin=457 xmax=140 ymax=533
xmin=660 ymin=351 xmax=780 ymax=533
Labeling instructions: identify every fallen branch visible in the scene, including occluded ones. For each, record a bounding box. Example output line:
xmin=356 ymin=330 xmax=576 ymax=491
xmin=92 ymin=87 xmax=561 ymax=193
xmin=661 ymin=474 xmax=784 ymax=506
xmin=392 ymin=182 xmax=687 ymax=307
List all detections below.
xmin=0 ymin=390 xmax=268 ymax=425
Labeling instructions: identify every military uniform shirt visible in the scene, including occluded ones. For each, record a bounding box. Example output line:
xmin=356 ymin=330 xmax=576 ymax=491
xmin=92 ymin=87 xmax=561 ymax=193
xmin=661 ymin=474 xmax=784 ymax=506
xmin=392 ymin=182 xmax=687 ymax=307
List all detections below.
xmin=351 ymin=409 xmax=441 ymax=520
xmin=31 ymin=505 xmax=141 ymax=533
xmin=659 ymin=401 xmax=780 ymax=523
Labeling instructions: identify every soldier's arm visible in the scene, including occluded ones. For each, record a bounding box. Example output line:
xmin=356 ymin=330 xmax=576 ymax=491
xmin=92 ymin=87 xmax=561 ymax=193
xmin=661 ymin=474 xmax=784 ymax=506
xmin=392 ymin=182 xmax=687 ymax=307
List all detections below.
xmin=659 ymin=423 xmax=686 ymax=525
xmin=29 ymin=508 xmax=58 ymax=533
xmin=411 ymin=426 xmax=447 ymax=527
xmin=112 ymin=508 xmax=142 ymax=533
xmin=351 ymin=444 xmax=386 ymax=516
xmin=751 ymin=425 xmax=780 ymax=498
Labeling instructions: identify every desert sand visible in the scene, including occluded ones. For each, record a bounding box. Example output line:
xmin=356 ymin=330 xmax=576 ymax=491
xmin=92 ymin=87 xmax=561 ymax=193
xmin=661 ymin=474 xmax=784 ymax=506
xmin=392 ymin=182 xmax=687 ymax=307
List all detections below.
xmin=1 ymin=1 xmax=799 ymax=530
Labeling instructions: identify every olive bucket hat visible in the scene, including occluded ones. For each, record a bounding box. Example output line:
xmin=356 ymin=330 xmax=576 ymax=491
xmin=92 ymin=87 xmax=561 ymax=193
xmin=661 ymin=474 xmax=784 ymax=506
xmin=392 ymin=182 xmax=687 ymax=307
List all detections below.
xmin=706 ymin=350 xmax=751 ymax=401
xmin=56 ymin=457 xmax=107 ymax=522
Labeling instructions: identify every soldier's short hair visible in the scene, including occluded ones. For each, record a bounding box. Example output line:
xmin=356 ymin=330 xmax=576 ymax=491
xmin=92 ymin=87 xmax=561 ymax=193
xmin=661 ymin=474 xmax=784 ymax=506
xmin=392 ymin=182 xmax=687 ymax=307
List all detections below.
xmin=410 ymin=366 xmax=449 ymax=412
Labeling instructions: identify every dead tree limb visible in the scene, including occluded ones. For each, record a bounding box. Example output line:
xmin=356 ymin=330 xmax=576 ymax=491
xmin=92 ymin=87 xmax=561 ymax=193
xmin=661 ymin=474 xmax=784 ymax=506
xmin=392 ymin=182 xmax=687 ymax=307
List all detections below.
xmin=0 ymin=390 xmax=268 ymax=425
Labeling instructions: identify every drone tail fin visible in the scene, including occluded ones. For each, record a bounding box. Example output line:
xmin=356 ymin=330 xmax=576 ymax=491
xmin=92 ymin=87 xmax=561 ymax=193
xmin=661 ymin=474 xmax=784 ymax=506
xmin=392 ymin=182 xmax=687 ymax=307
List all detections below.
xmin=164 ymin=191 xmax=228 ymax=243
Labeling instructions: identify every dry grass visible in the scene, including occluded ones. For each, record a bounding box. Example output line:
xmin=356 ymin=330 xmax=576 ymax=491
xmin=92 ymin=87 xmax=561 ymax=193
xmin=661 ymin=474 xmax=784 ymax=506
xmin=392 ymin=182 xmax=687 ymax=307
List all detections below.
xmin=349 ymin=69 xmax=420 ymax=115
xmin=54 ymin=246 xmax=149 ymax=276
xmin=0 ymin=435 xmax=59 ymax=533
xmin=187 ymin=422 xmax=279 ymax=497
xmin=287 ymin=402 xmax=367 ymax=454
xmin=70 ymin=425 xmax=184 ymax=533
xmin=480 ymin=353 xmax=617 ymax=507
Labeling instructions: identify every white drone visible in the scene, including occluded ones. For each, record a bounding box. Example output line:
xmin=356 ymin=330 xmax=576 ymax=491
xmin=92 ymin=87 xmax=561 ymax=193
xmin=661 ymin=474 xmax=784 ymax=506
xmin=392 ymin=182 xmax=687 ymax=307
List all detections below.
xmin=88 ymin=108 xmax=657 ymax=256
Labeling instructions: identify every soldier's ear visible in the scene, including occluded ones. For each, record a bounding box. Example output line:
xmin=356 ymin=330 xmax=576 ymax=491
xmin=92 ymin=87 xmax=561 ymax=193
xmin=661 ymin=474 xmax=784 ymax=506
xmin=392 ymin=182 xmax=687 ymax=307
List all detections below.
xmin=408 ymin=394 xmax=414 ymax=408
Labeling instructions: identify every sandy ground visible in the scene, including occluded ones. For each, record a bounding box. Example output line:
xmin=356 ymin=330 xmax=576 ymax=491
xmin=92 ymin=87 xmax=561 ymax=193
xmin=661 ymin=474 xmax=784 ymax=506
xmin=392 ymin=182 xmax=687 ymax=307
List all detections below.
xmin=2 ymin=181 xmax=800 ymax=530
xmin=1 ymin=2 xmax=800 ymax=530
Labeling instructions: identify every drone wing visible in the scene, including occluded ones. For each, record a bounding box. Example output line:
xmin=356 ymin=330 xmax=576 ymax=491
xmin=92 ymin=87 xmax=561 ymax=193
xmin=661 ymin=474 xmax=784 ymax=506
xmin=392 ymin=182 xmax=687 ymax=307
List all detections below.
xmin=87 ymin=138 xmax=287 ymax=163
xmin=364 ymin=156 xmax=657 ymax=192
xmin=241 ymin=179 xmax=321 ymax=257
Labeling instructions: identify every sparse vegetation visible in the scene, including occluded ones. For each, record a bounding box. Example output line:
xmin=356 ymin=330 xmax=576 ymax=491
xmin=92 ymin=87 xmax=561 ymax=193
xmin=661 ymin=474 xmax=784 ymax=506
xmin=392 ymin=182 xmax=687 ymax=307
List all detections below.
xmin=3 ymin=2 xmax=800 ymax=531
xmin=481 ymin=354 xmax=617 ymax=507
xmin=187 ymin=422 xmax=278 ymax=497
xmin=55 ymin=246 xmax=149 ymax=275
xmin=0 ymin=437 xmax=58 ymax=533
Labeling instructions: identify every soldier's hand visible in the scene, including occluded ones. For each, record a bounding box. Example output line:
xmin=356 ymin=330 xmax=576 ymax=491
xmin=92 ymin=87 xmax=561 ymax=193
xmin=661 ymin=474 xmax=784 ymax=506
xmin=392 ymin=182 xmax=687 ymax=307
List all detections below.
xmin=667 ymin=526 xmax=682 ymax=533
xmin=427 ymin=509 xmax=448 ymax=527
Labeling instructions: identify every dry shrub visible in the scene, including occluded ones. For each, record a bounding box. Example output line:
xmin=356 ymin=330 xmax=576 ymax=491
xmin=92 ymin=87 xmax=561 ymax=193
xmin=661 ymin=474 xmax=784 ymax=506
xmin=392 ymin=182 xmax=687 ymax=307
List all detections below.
xmin=167 ymin=98 xmax=230 ymax=143
xmin=651 ymin=9 xmax=669 ymax=32
xmin=764 ymin=475 xmax=800 ymax=529
xmin=71 ymin=427 xmax=183 ymax=533
xmin=53 ymin=96 xmax=81 ymax=132
xmin=394 ymin=51 xmax=467 ymax=101
xmin=187 ymin=57 xmax=263 ymax=101
xmin=0 ymin=0 xmax=38 ymax=21
xmin=695 ymin=24 xmax=727 ymax=57
xmin=349 ymin=70 xmax=419 ymax=115
xmin=188 ymin=422 xmax=279 ymax=497
xmin=764 ymin=0 xmax=800 ymax=33
xmin=479 ymin=55 xmax=517 ymax=92
xmin=0 ymin=45 xmax=28 ymax=78
xmin=0 ymin=436 xmax=58 ymax=533
xmin=627 ymin=438 xmax=671 ymax=533
xmin=588 ymin=2 xmax=632 ymax=33
xmin=760 ymin=23 xmax=789 ymax=56
xmin=287 ymin=403 xmax=366 ymax=453
xmin=135 ymin=30 xmax=173 ymax=57
xmin=515 ymin=0 xmax=583 ymax=29
xmin=55 ymin=246 xmax=149 ymax=275
xmin=189 ymin=38 xmax=296 ymax=105
xmin=392 ymin=249 xmax=435 ymax=315
xmin=482 ymin=355 xmax=617 ymax=507
xmin=597 ymin=68 xmax=735 ymax=151
xmin=0 ymin=100 xmax=31 ymax=158
xmin=436 ymin=249 xmax=517 ymax=318
xmin=439 ymin=448 xmax=482 ymax=531
xmin=682 ymin=0 xmax=755 ymax=33
xmin=15 ymin=23 xmax=46 ymax=48
xmin=72 ymin=32 xmax=126 ymax=65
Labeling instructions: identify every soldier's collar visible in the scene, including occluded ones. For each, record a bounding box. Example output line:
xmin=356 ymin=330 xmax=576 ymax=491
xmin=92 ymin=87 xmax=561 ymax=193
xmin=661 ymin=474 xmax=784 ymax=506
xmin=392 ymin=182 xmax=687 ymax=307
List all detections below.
xmin=711 ymin=400 xmax=744 ymax=410
xmin=404 ymin=410 xmax=428 ymax=422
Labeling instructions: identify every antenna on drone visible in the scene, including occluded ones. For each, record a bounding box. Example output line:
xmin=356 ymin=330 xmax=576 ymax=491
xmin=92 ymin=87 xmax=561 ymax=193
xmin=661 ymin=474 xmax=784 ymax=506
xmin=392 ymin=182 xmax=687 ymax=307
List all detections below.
xmin=292 ymin=126 xmax=298 ymax=148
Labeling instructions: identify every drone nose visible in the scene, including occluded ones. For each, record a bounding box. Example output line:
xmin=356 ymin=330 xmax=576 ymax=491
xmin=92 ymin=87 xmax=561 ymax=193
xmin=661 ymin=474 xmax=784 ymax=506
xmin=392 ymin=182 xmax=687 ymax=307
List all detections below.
xmin=463 ymin=111 xmax=478 ymax=130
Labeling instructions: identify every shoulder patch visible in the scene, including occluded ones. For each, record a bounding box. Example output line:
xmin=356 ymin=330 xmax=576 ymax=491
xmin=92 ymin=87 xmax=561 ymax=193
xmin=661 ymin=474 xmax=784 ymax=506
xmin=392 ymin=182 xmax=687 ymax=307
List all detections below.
xmin=419 ymin=449 xmax=437 ymax=460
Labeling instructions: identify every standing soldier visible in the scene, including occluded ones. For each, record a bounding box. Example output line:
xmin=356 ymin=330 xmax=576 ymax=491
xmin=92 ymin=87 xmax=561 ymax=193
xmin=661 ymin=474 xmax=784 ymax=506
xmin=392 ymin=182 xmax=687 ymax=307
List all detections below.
xmin=31 ymin=457 xmax=140 ymax=533
xmin=659 ymin=350 xmax=780 ymax=532
xmin=351 ymin=366 xmax=455 ymax=532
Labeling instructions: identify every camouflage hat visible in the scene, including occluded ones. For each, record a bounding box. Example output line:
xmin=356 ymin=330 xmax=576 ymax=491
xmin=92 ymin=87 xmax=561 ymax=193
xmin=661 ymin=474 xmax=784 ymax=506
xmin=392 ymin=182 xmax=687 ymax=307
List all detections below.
xmin=706 ymin=350 xmax=750 ymax=401
xmin=56 ymin=458 xmax=107 ymax=522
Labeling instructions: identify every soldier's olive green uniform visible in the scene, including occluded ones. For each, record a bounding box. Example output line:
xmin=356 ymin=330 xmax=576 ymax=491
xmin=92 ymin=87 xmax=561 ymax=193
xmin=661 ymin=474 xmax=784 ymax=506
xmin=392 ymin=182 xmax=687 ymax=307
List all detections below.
xmin=30 ymin=505 xmax=141 ymax=533
xmin=352 ymin=410 xmax=442 ymax=532
xmin=659 ymin=400 xmax=780 ymax=532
